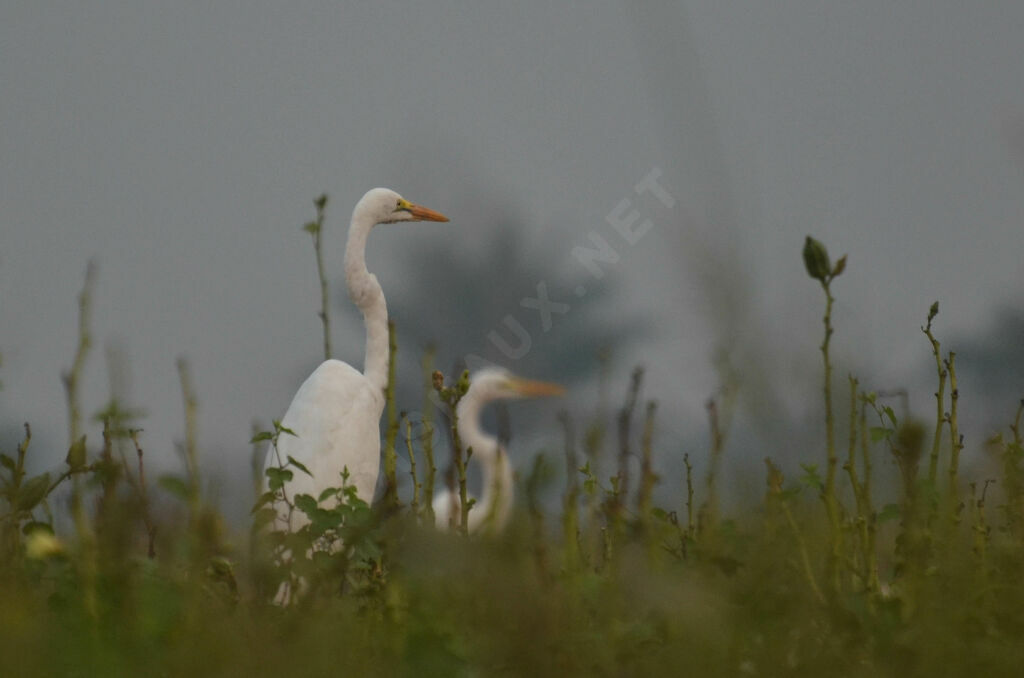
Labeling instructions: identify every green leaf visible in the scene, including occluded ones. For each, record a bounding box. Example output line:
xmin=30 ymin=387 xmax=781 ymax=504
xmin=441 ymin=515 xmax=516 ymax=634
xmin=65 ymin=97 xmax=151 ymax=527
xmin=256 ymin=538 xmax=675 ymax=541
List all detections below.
xmin=802 ymin=236 xmax=832 ymax=281
xmin=294 ymin=493 xmax=318 ymax=517
xmin=250 ymin=491 xmax=277 ymax=512
xmin=870 ymin=427 xmax=892 ymax=443
xmin=0 ymin=454 xmax=15 ymax=472
xmin=882 ymin=406 xmax=898 ymax=428
xmin=302 ymin=220 xmax=319 ymax=234
xmin=273 ymin=421 xmax=297 ymax=438
xmin=250 ymin=431 xmax=273 ymax=443
xmin=251 ymin=507 xmax=278 ymax=531
xmin=351 ymin=538 xmax=382 ymax=563
xmin=798 ymin=463 xmax=822 ymax=490
xmin=207 ymin=556 xmax=234 ymax=578
xmin=66 ymin=435 xmax=87 ymax=470
xmin=928 ymin=301 xmax=939 ymax=323
xmin=158 ymin=475 xmax=190 ymax=499
xmin=318 ymin=487 xmax=340 ymax=503
xmin=265 ymin=467 xmax=293 ymax=492
xmin=311 ymin=508 xmax=343 ymax=535
xmin=878 ymin=503 xmax=902 ymax=524
xmin=16 ymin=473 xmax=51 ymax=512
xmin=286 ymin=456 xmax=313 ymax=477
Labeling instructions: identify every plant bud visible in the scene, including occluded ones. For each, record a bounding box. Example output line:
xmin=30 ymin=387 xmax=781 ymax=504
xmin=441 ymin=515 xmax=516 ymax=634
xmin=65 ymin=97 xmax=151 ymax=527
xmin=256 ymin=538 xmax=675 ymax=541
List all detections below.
xmin=832 ymin=254 xmax=847 ymax=278
xmin=802 ymin=236 xmax=832 ymax=281
xmin=66 ymin=435 xmax=87 ymax=470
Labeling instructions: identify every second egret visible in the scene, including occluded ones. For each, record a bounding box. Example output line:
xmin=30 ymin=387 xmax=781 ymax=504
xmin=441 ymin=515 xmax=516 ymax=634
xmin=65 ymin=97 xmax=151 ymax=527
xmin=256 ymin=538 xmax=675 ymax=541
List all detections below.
xmin=433 ymin=368 xmax=565 ymax=533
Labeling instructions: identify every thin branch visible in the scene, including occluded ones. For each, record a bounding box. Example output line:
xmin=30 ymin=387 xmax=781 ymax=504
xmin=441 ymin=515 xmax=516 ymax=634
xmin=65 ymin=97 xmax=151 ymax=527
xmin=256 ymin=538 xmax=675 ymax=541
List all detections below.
xmin=129 ymin=430 xmax=157 ymax=559
xmin=62 ymin=261 xmax=97 ymax=446
xmin=614 ymin=367 xmax=644 ymax=520
xmin=382 ymin=321 xmax=399 ymax=509
xmin=403 ymin=414 xmax=420 ymax=513
xmin=304 ymin=194 xmax=332 ymax=360
xmin=176 ymin=357 xmax=201 ymax=518
xmin=922 ymin=302 xmax=947 ymax=488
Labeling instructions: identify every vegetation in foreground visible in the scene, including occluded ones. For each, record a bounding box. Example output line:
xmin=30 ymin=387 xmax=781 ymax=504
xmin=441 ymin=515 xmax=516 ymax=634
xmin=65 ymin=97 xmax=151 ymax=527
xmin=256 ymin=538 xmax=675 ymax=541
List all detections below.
xmin=2 ymin=233 xmax=1023 ymax=677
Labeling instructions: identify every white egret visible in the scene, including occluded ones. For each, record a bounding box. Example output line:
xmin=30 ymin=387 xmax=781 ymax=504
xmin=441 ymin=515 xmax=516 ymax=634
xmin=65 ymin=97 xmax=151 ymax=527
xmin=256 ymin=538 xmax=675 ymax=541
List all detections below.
xmin=267 ymin=188 xmax=449 ymax=529
xmin=433 ymin=368 xmax=565 ymax=533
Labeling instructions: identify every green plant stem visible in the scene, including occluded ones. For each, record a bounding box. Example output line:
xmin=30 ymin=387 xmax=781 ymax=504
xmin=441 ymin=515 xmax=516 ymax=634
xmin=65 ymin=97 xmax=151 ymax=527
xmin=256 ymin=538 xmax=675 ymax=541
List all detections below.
xmin=454 ymin=436 xmax=470 ymax=536
xmin=843 ymin=376 xmax=871 ymax=588
xmin=128 ymin=430 xmax=157 ymax=559
xmin=683 ymin=452 xmax=695 ymax=540
xmin=306 ymin=194 xmax=331 ymax=361
xmin=382 ymin=321 xmax=399 ymax=509
xmin=922 ymin=314 xmax=947 ymax=489
xmin=699 ymin=398 xmax=724 ymax=534
xmin=435 ymin=371 xmax=470 ymax=535
xmin=558 ymin=411 xmax=580 ymax=571
xmin=783 ymin=500 xmax=827 ymax=605
xmin=60 ymin=264 xmax=98 ymax=611
xmin=453 ymin=374 xmax=471 ymax=535
xmin=946 ymin=352 xmax=963 ymax=519
xmin=14 ymin=422 xmax=30 ymax=491
xmin=766 ymin=456 xmax=826 ymax=605
xmin=1012 ymin=400 xmax=1024 ymax=447
xmin=615 ymin=367 xmax=643 ymax=521
xmin=1005 ymin=401 xmax=1024 ymax=535
xmin=638 ymin=401 xmax=657 ymax=517
xmin=177 ymin=357 xmax=201 ymax=520
xmin=525 ymin=454 xmax=550 ymax=581
xmin=859 ymin=396 xmax=879 ymax=592
xmin=421 ymin=350 xmax=437 ymax=526
xmin=844 ymin=377 xmax=863 ymax=500
xmin=970 ymin=480 xmax=993 ymax=609
xmin=403 ymin=415 xmax=420 ymax=513
xmin=819 ymin=278 xmax=841 ymax=595
xmin=62 ymin=261 xmax=96 ymax=447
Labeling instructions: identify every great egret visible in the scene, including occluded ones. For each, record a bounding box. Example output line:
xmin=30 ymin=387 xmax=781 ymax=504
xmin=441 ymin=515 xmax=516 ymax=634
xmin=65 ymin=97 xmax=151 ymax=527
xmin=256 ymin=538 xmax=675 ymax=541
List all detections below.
xmin=433 ymin=368 xmax=565 ymax=533
xmin=267 ymin=188 xmax=449 ymax=530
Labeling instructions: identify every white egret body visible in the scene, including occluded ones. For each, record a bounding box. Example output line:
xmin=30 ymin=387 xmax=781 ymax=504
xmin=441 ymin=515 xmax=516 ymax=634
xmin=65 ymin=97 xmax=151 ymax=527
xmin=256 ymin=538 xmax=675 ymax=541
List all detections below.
xmin=267 ymin=188 xmax=448 ymax=529
xmin=433 ymin=368 xmax=565 ymax=533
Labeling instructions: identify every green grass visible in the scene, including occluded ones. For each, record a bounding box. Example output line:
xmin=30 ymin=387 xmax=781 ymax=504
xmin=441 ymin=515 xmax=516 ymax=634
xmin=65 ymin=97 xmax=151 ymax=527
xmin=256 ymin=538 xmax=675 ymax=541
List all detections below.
xmin=2 ymin=235 xmax=1024 ymax=677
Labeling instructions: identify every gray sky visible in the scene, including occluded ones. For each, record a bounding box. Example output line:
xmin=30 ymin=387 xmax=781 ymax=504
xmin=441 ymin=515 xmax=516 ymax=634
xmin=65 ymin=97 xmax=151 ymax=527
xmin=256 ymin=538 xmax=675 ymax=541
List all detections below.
xmin=3 ymin=2 xmax=1023 ymax=520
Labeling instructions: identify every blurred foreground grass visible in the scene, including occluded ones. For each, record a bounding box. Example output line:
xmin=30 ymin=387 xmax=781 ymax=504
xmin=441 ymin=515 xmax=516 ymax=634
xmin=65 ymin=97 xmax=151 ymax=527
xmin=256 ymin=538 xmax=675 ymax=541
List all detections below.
xmin=2 ymin=238 xmax=1024 ymax=677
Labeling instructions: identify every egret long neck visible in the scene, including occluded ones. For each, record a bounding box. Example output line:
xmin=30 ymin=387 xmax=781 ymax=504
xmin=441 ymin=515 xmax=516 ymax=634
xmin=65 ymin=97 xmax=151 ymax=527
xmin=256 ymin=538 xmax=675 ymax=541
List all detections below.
xmin=458 ymin=397 xmax=512 ymax=530
xmin=344 ymin=213 xmax=388 ymax=395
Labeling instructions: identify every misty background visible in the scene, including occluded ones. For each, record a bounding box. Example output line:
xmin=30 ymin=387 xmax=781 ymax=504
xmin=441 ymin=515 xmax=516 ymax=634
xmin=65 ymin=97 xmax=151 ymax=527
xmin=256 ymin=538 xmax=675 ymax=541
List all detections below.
xmin=2 ymin=2 xmax=1022 ymax=523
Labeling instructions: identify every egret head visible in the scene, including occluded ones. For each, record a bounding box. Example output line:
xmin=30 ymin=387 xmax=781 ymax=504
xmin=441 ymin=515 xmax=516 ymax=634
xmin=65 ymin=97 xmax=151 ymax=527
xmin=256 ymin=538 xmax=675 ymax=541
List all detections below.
xmin=355 ymin=187 xmax=450 ymax=226
xmin=466 ymin=367 xmax=566 ymax=405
